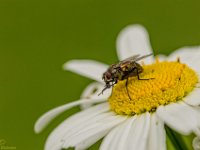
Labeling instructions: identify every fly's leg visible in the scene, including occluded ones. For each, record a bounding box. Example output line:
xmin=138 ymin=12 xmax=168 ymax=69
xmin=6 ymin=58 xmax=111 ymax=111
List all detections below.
xmin=98 ymin=85 xmax=109 ymax=96
xmin=98 ymin=80 xmax=117 ymax=96
xmin=98 ymin=82 xmax=112 ymax=96
xmin=136 ymin=67 xmax=154 ymax=80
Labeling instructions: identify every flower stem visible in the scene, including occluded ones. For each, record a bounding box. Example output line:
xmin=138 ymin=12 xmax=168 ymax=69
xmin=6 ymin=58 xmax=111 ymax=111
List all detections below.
xmin=165 ymin=126 xmax=188 ymax=150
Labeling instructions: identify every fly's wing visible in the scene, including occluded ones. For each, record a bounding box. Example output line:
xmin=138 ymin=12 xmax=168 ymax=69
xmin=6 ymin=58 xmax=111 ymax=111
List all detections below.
xmin=135 ymin=53 xmax=153 ymax=62
xmin=119 ymin=54 xmax=140 ymax=64
xmin=115 ymin=53 xmax=153 ymax=68
xmin=116 ymin=54 xmax=141 ymax=69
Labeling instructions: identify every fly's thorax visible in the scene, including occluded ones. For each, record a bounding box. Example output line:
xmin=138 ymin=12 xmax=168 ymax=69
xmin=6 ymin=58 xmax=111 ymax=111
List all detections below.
xmin=134 ymin=62 xmax=143 ymax=73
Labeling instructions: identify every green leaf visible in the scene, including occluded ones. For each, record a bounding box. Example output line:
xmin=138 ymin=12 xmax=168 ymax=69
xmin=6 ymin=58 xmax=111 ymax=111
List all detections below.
xmin=165 ymin=125 xmax=188 ymax=150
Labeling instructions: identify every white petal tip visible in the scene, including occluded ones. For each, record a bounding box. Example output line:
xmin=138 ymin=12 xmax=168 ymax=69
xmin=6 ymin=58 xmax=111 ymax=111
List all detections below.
xmin=62 ymin=60 xmax=74 ymax=71
xmin=62 ymin=59 xmax=108 ymax=82
xmin=116 ymin=24 xmax=154 ymax=63
xmin=34 ymin=128 xmax=40 ymax=134
xmin=34 ymin=118 xmax=45 ymax=134
xmin=34 ymin=126 xmax=41 ymax=134
xmin=62 ymin=59 xmax=85 ymax=71
xmin=121 ymin=24 xmax=147 ymax=32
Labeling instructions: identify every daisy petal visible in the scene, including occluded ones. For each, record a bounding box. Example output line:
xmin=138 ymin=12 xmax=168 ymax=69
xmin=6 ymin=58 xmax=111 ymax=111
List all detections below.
xmin=100 ymin=119 xmax=127 ymax=150
xmin=75 ymin=130 xmax=108 ymax=150
xmin=157 ymin=102 xmax=198 ymax=135
xmin=147 ymin=113 xmax=166 ymax=150
xmin=34 ymin=99 xmax=107 ymax=133
xmin=191 ymin=108 xmax=200 ymax=136
xmin=45 ymin=103 xmax=109 ymax=150
xmin=107 ymin=120 xmax=130 ymax=150
xmin=63 ymin=59 xmax=108 ymax=83
xmin=168 ymin=46 xmax=200 ymax=71
xmin=184 ymin=88 xmax=200 ymax=106
xmin=61 ymin=112 xmax=114 ymax=143
xmin=63 ymin=113 xmax=127 ymax=149
xmin=80 ymin=82 xmax=111 ymax=110
xmin=114 ymin=117 xmax=137 ymax=150
xmin=126 ymin=112 xmax=151 ymax=150
xmin=194 ymin=108 xmax=200 ymax=126
xmin=116 ymin=24 xmax=154 ymax=64
xmin=156 ymin=54 xmax=167 ymax=61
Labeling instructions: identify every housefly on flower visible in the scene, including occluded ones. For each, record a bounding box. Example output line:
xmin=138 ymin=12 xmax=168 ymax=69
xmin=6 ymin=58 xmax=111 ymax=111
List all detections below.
xmin=99 ymin=53 xmax=153 ymax=97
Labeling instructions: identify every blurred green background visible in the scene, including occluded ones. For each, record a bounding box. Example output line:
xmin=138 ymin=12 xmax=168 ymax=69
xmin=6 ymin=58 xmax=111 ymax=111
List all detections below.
xmin=1 ymin=0 xmax=200 ymax=149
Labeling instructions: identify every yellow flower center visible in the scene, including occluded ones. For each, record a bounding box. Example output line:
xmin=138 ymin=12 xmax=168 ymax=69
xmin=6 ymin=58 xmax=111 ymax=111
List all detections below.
xmin=109 ymin=60 xmax=198 ymax=115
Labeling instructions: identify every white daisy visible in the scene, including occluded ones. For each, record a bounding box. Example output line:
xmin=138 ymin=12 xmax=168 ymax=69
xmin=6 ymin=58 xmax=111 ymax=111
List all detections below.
xmin=34 ymin=24 xmax=200 ymax=150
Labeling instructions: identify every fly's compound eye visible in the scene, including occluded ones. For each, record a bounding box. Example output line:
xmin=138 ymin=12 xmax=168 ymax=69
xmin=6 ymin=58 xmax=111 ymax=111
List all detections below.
xmin=106 ymin=74 xmax=111 ymax=80
xmin=103 ymin=72 xmax=111 ymax=80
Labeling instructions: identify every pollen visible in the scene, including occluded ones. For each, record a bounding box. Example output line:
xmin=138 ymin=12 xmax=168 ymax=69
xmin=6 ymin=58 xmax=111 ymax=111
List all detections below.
xmin=109 ymin=60 xmax=198 ymax=115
